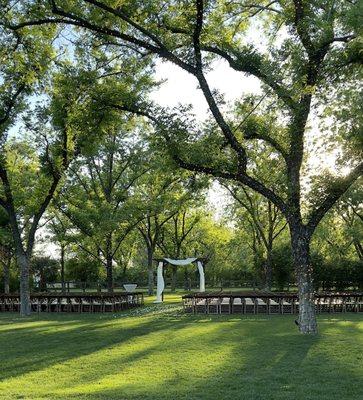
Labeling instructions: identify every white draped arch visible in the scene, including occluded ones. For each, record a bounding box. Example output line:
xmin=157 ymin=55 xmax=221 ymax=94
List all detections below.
xmin=154 ymin=258 xmax=206 ymax=303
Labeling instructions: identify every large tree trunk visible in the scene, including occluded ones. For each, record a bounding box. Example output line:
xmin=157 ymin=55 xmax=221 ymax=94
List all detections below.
xmin=17 ymin=250 xmax=31 ymax=316
xmin=353 ymin=239 xmax=363 ymax=260
xmin=171 ymin=245 xmax=181 ymax=292
xmin=105 ymin=235 xmax=113 ymax=293
xmin=106 ymin=255 xmax=113 ymax=293
xmin=60 ymin=245 xmax=65 ymax=294
xmin=264 ymin=248 xmax=273 ymax=291
xmin=291 ymin=227 xmax=317 ymax=334
xmin=3 ymin=256 xmax=10 ymax=294
xmin=39 ymin=272 xmax=47 ymax=292
xmin=9 ymin=216 xmax=32 ymax=315
xmin=183 ymin=269 xmax=190 ymax=291
xmin=122 ymin=264 xmax=127 ymax=279
xmin=147 ymin=247 xmax=154 ymax=295
xmin=171 ymin=265 xmax=177 ymax=292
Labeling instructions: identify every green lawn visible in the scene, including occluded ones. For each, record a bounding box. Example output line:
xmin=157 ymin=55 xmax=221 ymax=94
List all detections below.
xmin=0 ymin=296 xmax=362 ymax=400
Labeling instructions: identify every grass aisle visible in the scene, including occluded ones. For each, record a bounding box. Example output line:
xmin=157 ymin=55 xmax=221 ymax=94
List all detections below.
xmin=0 ymin=298 xmax=362 ymax=400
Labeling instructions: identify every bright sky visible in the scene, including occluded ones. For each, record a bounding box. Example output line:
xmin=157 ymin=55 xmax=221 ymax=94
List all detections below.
xmin=150 ymin=59 xmax=262 ymax=116
xmin=149 ymin=59 xmax=342 ymax=217
xmin=150 ymin=59 xmax=260 ymax=217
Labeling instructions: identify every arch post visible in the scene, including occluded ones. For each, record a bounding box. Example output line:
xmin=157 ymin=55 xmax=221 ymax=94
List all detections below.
xmin=154 ymin=261 xmax=165 ymax=303
xmin=197 ymin=261 xmax=205 ymax=292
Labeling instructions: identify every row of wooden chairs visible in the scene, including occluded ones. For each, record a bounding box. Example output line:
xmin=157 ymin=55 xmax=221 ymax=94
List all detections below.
xmin=185 ymin=297 xmax=294 ymax=314
xmin=315 ymin=296 xmax=361 ymax=313
xmin=184 ymin=296 xmax=363 ymax=315
xmin=0 ymin=295 xmax=143 ymax=313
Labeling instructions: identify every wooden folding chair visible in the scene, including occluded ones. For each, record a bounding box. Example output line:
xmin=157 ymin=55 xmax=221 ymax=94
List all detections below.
xmin=268 ymin=298 xmax=280 ymax=314
xmin=280 ymin=298 xmax=293 ymax=314
xmin=256 ymin=298 xmax=267 ymax=314
xmin=195 ymin=298 xmax=207 ymax=314
xmin=220 ymin=297 xmax=231 ymax=314
xmin=244 ymin=298 xmax=255 ymax=314
xmin=207 ymin=297 xmax=220 ymax=314
xmin=232 ymin=297 xmax=243 ymax=313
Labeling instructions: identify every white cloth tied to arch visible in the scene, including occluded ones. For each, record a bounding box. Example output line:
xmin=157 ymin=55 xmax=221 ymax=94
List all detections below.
xmin=163 ymin=257 xmax=198 ymax=266
xmin=155 ymin=258 xmax=205 ymax=303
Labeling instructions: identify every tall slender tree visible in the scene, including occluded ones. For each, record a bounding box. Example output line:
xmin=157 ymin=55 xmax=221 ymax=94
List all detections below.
xmin=158 ymin=208 xmax=203 ymax=291
xmin=1 ymin=8 xmax=153 ymax=311
xmin=335 ymin=186 xmax=363 ymax=261
xmin=136 ymin=166 xmax=202 ymax=295
xmin=0 ymin=208 xmax=13 ymax=293
xmin=0 ymin=20 xmax=43 ymax=311
xmin=57 ymin=129 xmax=148 ymax=292
xmin=224 ymin=184 xmax=287 ymax=290
xmin=47 ymin=213 xmax=73 ymax=293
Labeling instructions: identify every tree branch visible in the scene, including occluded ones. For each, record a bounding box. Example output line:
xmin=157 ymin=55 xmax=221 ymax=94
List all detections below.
xmin=240 ymin=2 xmax=281 ymax=15
xmin=293 ymin=0 xmax=314 ymax=56
xmin=0 ymin=83 xmax=26 ymax=127
xmin=50 ymin=0 xmax=197 ymax=74
xmin=244 ymin=130 xmax=288 ymax=160
xmin=307 ymin=162 xmax=363 ymax=234
xmin=78 ymin=243 xmax=106 ymax=266
xmin=191 ymin=5 xmax=248 ymax=171
xmin=193 ymin=0 xmax=204 ymax=69
xmin=172 ymin=152 xmax=287 ymax=214
xmin=83 ymin=0 xmax=165 ymax=48
xmin=201 ymin=45 xmax=296 ymax=110
xmin=111 ymin=217 xmax=144 ymax=258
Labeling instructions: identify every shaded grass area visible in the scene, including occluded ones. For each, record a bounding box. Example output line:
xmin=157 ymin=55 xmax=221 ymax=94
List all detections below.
xmin=0 ymin=298 xmax=362 ymax=400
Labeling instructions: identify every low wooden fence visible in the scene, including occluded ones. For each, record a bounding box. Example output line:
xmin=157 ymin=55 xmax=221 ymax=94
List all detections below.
xmin=182 ymin=292 xmax=363 ymax=314
xmin=0 ymin=292 xmax=144 ymax=313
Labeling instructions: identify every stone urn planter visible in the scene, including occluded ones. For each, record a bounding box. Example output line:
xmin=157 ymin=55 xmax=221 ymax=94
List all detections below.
xmin=123 ymin=284 xmax=137 ymax=292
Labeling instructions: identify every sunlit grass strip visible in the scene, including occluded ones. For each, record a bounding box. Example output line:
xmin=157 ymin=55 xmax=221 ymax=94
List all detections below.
xmin=0 ymin=303 xmax=362 ymax=400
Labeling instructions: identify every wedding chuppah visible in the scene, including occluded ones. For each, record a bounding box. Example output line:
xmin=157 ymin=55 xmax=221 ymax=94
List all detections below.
xmin=154 ymin=258 xmax=205 ymax=303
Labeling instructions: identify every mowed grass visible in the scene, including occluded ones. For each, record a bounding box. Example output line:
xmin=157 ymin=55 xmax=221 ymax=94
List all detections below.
xmin=0 ymin=296 xmax=362 ymax=400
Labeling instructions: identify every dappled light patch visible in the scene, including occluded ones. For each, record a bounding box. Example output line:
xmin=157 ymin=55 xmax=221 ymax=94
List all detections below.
xmin=0 ymin=312 xmax=362 ymax=399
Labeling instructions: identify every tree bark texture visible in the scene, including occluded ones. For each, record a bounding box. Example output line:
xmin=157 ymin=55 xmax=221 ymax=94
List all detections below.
xmin=3 ymin=256 xmax=10 ymax=294
xmin=291 ymin=226 xmax=317 ymax=334
xmin=147 ymin=247 xmax=154 ymax=295
xmin=60 ymin=245 xmax=65 ymax=294
xmin=17 ymin=251 xmax=31 ymax=316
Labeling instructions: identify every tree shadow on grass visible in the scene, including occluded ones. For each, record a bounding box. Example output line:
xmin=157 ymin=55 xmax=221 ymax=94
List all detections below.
xmin=62 ymin=315 xmax=363 ymax=400
xmin=0 ymin=313 xmax=362 ymax=400
xmin=0 ymin=315 xmax=301 ymax=397
xmin=0 ymin=310 xmax=219 ymax=382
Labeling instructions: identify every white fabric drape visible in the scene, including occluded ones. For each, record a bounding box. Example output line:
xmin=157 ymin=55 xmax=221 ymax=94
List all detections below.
xmin=155 ymin=261 xmax=164 ymax=303
xmin=155 ymin=258 xmax=205 ymax=302
xmin=197 ymin=261 xmax=205 ymax=292
xmin=163 ymin=257 xmax=197 ymax=266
